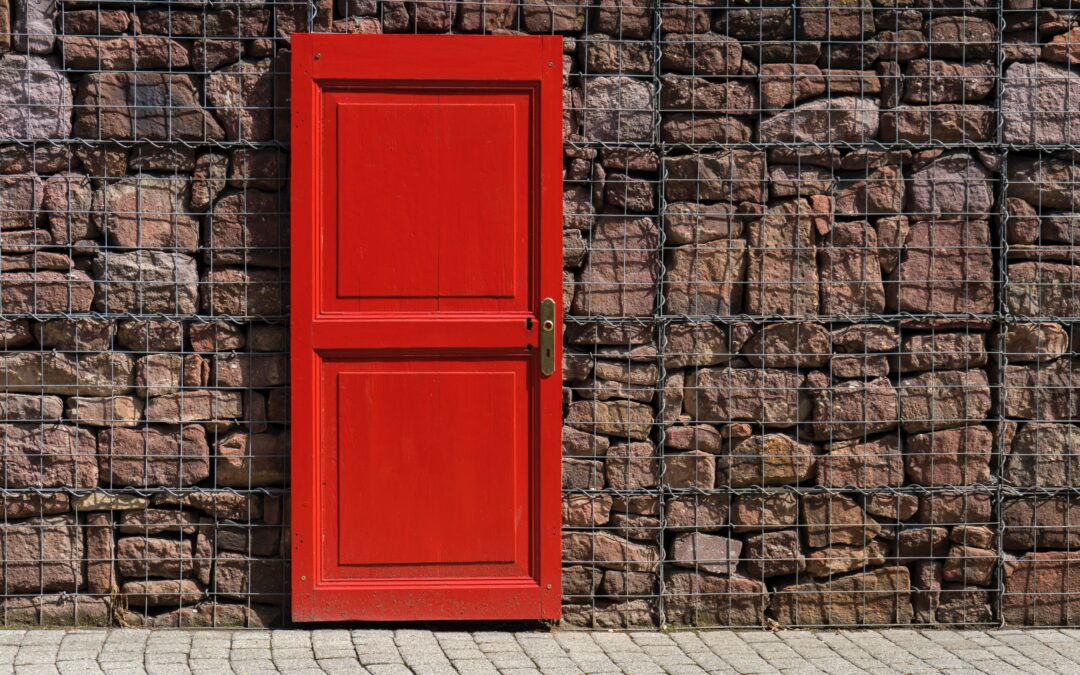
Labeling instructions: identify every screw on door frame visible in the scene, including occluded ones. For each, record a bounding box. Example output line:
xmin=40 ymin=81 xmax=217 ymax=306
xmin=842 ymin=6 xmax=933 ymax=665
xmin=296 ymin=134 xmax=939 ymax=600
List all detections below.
xmin=315 ymin=53 xmax=321 ymax=60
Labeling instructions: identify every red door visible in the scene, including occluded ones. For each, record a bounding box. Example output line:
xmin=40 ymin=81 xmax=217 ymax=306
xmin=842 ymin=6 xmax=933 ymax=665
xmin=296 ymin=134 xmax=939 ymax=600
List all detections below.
xmin=290 ymin=35 xmax=563 ymax=622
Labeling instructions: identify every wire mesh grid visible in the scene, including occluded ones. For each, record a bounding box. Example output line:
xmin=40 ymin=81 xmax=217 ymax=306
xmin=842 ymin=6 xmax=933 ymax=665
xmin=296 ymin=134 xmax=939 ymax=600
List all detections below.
xmin=0 ymin=0 xmax=1077 ymax=629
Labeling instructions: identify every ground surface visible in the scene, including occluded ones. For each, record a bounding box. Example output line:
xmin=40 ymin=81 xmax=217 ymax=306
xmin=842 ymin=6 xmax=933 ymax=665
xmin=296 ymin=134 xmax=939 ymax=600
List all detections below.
xmin=2 ymin=628 xmax=1080 ymax=674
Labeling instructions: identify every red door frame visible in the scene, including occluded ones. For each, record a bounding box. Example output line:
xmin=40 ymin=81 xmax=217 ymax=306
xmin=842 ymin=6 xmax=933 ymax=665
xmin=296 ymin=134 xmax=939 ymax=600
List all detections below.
xmin=290 ymin=34 xmax=563 ymax=622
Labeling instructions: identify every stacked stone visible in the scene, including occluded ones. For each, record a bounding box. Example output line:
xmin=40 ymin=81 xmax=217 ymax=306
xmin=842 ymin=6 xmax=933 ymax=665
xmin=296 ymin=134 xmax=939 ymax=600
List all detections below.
xmin=999 ymin=1 xmax=1080 ymax=628
xmin=560 ymin=1 xmax=1011 ymax=628
xmin=0 ymin=0 xmax=1078 ymax=629
xmin=0 ymin=0 xmax=289 ymax=626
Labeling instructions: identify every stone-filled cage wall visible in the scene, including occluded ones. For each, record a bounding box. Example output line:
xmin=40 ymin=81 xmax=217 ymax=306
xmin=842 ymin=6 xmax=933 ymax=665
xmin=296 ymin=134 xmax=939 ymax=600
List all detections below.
xmin=2 ymin=0 xmax=1080 ymax=629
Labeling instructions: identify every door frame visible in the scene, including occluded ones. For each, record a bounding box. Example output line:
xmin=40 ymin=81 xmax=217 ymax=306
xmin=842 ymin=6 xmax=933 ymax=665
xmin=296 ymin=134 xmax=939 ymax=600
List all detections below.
xmin=290 ymin=34 xmax=564 ymax=622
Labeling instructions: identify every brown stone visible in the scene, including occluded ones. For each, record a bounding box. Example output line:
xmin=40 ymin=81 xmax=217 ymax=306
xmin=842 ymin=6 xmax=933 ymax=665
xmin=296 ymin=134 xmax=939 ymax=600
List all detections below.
xmin=684 ymin=367 xmax=807 ymax=429
xmin=721 ymin=434 xmax=815 ymax=488
xmin=663 ymin=571 xmax=766 ymax=626
xmin=831 ymin=324 xmax=898 ymax=353
xmin=1002 ymin=550 xmax=1080 ymax=622
xmin=0 ymin=515 xmax=82 ymax=593
xmin=75 ymin=72 xmax=223 ymax=141
xmin=153 ymin=491 xmax=262 ymax=521
xmin=663 ymin=150 xmax=766 ymax=204
xmin=759 ymin=63 xmax=825 ymax=110
xmin=759 ymin=97 xmax=879 ymax=144
xmin=122 ymin=579 xmax=203 ymax=608
xmin=1 ymin=271 xmax=94 ymax=315
xmin=895 ymin=333 xmax=987 ymax=373
xmin=907 ymin=153 xmax=994 ymax=221
xmin=897 ymin=527 xmax=949 ymax=560
xmin=670 ymin=532 xmax=741 ymax=576
xmin=663 ymin=241 xmax=746 ymax=315
xmin=204 ymin=190 xmax=288 ymax=268
xmin=731 ymin=493 xmax=798 ymax=532
xmin=798 ymin=0 xmax=871 ymax=40
xmin=665 ymin=451 xmax=716 ymax=490
xmin=599 ymin=570 xmax=654 ymax=598
xmin=880 ymin=104 xmax=995 ymax=143
xmin=205 ymin=58 xmax=283 ymax=142
xmin=571 ymin=217 xmax=658 ymax=316
xmin=905 ymin=425 xmax=993 ymax=487
xmin=898 ymin=370 xmax=992 ymax=434
xmin=85 ymin=511 xmax=116 ymax=595
xmin=562 ymin=425 xmax=609 ymax=458
xmin=562 ymin=458 xmax=603 ymax=490
xmin=132 ymin=355 xmax=203 ymax=398
xmin=819 ymin=220 xmax=885 ymax=315
xmin=661 ymin=33 xmax=742 ymax=76
xmin=605 ymin=442 xmax=658 ymax=490
xmin=98 ymin=425 xmax=209 ymax=488
xmin=666 ymin=495 xmax=728 ymax=531
xmin=663 ymin=202 xmax=741 ymax=246
xmin=116 ymin=537 xmax=192 ymax=579
xmin=807 ymin=372 xmax=899 ymax=441
xmin=772 ymin=567 xmax=912 ymax=626
xmin=803 ymin=494 xmax=881 ymax=548
xmin=562 ymin=532 xmax=660 ymax=572
xmin=216 ymin=431 xmax=287 ymax=487
xmin=200 ymin=268 xmax=288 ymax=316
xmin=1005 ymin=423 xmax=1080 ymax=488
xmin=903 ymin=60 xmax=995 ymax=104
xmin=817 ymin=436 xmax=903 ymax=488
xmin=918 ymin=492 xmax=992 ymax=525
xmin=664 ymin=323 xmax=730 ymax=369
xmin=865 ymin=493 xmax=918 ymax=521
xmin=887 ymin=220 xmax=994 ymax=314
xmin=927 ymin=17 xmax=996 ymax=59
xmin=1002 ymin=62 xmax=1080 ymax=145
xmin=830 ymin=354 xmax=889 ymax=379
xmin=834 ymin=165 xmax=904 ymax=216
xmin=0 ymin=423 xmax=97 ymax=489
xmin=64 ymin=396 xmax=142 ymax=428
xmin=214 ymin=553 xmax=285 ymax=604
xmin=118 ymin=509 xmax=199 ymax=536
xmin=92 ymin=251 xmax=198 ymax=314
xmin=943 ymin=546 xmax=996 ymax=586
xmin=522 ymin=0 xmax=584 ymax=32
xmin=805 ymin=542 xmax=886 ymax=577
xmin=660 ymin=76 xmax=756 ymax=115
xmin=579 ymin=76 xmax=653 ymax=142
xmin=61 ymin=36 xmax=189 ymax=70
xmin=744 ymin=199 xmax=819 ymax=316
xmin=562 ymin=494 xmax=613 ymax=528
xmin=742 ymin=529 xmax=805 ymax=578
xmin=566 ymin=400 xmax=652 ymax=441
xmin=0 ymin=352 xmax=133 ymax=396
xmin=741 ymin=322 xmax=829 ymax=369
xmin=562 ymin=566 xmax=602 ymax=598
xmin=1002 ymin=496 xmax=1080 ymax=550
xmin=142 ymin=390 xmax=245 ymax=432
xmin=0 ymin=174 xmax=41 ymax=230
xmin=1007 ymin=262 xmax=1080 ymax=318
xmin=1008 ymin=157 xmax=1080 ymax=212
xmin=0 ymin=393 xmax=63 ymax=422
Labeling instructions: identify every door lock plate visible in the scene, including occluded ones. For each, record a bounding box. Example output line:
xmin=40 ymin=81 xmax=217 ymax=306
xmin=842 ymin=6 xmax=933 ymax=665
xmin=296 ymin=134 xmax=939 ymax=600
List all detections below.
xmin=540 ymin=298 xmax=556 ymax=376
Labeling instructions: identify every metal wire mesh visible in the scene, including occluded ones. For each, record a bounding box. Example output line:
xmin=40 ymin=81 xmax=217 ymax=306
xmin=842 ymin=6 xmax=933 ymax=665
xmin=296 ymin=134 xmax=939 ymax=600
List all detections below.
xmin=0 ymin=0 xmax=1078 ymax=629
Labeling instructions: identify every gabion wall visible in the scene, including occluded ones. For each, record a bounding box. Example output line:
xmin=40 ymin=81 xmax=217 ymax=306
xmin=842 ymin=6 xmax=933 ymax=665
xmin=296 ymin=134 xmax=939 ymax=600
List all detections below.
xmin=2 ymin=0 xmax=1080 ymax=628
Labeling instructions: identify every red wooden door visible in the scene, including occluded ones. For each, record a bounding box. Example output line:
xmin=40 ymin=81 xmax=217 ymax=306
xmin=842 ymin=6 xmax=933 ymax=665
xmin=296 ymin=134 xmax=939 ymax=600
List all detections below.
xmin=290 ymin=35 xmax=563 ymax=622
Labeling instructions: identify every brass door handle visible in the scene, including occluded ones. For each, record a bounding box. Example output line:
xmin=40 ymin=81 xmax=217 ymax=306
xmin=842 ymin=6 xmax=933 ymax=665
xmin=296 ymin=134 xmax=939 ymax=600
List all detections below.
xmin=539 ymin=298 xmax=556 ymax=376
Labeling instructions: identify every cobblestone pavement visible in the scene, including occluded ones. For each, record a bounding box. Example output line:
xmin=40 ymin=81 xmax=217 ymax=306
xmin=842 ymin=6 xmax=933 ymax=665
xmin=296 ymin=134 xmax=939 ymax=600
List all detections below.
xmin=3 ymin=628 xmax=1080 ymax=674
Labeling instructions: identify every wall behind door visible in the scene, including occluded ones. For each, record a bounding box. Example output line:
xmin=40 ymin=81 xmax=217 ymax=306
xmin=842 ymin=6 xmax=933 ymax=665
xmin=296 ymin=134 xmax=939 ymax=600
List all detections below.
xmin=0 ymin=0 xmax=1077 ymax=628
